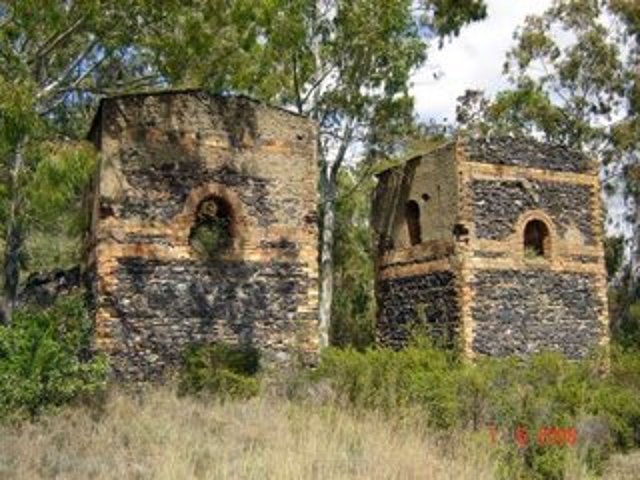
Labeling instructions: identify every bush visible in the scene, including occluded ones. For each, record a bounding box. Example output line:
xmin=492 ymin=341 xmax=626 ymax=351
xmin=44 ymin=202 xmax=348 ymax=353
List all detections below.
xmin=178 ymin=342 xmax=260 ymax=399
xmin=314 ymin=342 xmax=461 ymax=428
xmin=312 ymin=342 xmax=640 ymax=479
xmin=0 ymin=295 xmax=107 ymax=420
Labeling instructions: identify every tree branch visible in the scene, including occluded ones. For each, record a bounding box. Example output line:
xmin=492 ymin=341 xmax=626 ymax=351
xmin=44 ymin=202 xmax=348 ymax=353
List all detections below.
xmin=300 ymin=64 xmax=336 ymax=110
xmin=329 ymin=121 xmax=355 ymax=182
xmin=292 ymin=53 xmax=303 ymax=115
xmin=30 ymin=15 xmax=87 ymax=65
xmin=36 ymin=39 xmax=98 ymax=101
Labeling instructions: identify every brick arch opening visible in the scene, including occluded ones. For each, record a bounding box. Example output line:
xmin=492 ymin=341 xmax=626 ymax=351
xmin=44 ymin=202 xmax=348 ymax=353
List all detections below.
xmin=406 ymin=200 xmax=422 ymax=246
xmin=189 ymin=195 xmax=235 ymax=259
xmin=523 ymin=219 xmax=551 ymax=259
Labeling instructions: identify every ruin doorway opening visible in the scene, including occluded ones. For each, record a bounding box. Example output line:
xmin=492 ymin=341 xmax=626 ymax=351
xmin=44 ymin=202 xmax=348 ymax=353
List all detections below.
xmin=523 ymin=219 xmax=550 ymax=259
xmin=406 ymin=200 xmax=422 ymax=246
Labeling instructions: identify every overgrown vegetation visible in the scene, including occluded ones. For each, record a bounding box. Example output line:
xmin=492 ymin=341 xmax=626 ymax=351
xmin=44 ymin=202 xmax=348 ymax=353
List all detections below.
xmin=310 ymin=342 xmax=640 ymax=479
xmin=178 ymin=342 xmax=260 ymax=399
xmin=330 ymin=168 xmax=376 ymax=349
xmin=2 ymin=321 xmax=640 ymax=478
xmin=189 ymin=197 xmax=234 ymax=259
xmin=0 ymin=295 xmax=107 ymax=420
xmin=0 ymin=388 xmax=498 ymax=480
xmin=171 ymin=336 xmax=640 ymax=477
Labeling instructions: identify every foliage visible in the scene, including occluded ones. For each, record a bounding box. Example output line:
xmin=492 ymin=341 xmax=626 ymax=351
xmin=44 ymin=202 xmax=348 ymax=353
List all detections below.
xmin=312 ymin=342 xmax=640 ymax=479
xmin=610 ymin=276 xmax=640 ymax=347
xmin=315 ymin=342 xmax=460 ymax=429
xmin=0 ymin=295 xmax=107 ymax=420
xmin=0 ymin=0 xmax=182 ymax=321
xmin=524 ymin=246 xmax=545 ymax=261
xmin=189 ymin=218 xmax=233 ymax=260
xmin=605 ymin=236 xmax=625 ymax=281
xmin=178 ymin=342 xmax=260 ymax=399
xmin=330 ymin=167 xmax=375 ymax=349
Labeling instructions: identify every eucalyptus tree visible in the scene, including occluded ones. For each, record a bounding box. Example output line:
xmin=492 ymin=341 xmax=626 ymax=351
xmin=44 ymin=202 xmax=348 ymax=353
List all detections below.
xmin=0 ymin=1 xmax=182 ymax=324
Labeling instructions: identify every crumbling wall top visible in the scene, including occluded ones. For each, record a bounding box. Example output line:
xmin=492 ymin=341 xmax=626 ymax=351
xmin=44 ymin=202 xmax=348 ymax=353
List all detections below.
xmin=459 ymin=136 xmax=595 ymax=173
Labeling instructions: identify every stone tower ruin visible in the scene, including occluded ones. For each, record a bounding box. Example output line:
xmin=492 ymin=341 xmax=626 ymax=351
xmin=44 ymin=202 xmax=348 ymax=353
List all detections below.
xmin=372 ymin=137 xmax=609 ymax=358
xmin=87 ymin=90 xmax=320 ymax=380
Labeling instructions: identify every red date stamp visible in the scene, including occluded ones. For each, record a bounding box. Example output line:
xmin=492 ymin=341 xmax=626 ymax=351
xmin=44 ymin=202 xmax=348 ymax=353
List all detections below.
xmin=489 ymin=425 xmax=577 ymax=447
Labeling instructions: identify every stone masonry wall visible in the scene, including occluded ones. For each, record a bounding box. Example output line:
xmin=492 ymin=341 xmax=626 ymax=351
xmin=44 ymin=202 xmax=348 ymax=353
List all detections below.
xmin=460 ymin=136 xmax=594 ymax=173
xmin=371 ymin=145 xmax=458 ymax=253
xmin=460 ymin=137 xmax=609 ymax=359
xmin=471 ymin=270 xmax=605 ymax=358
xmin=376 ymin=271 xmax=460 ymax=349
xmin=471 ymin=179 xmax=596 ymax=244
xmin=88 ymin=91 xmax=319 ymax=380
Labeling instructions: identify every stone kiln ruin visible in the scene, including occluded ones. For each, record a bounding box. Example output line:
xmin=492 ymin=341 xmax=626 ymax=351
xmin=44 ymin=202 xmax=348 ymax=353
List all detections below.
xmin=87 ymin=90 xmax=320 ymax=380
xmin=372 ymin=137 xmax=610 ymax=358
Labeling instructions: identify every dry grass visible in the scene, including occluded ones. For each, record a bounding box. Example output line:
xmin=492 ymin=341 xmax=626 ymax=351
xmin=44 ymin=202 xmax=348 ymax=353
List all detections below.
xmin=603 ymin=452 xmax=640 ymax=480
xmin=0 ymin=388 xmax=496 ymax=480
xmin=0 ymin=388 xmax=638 ymax=479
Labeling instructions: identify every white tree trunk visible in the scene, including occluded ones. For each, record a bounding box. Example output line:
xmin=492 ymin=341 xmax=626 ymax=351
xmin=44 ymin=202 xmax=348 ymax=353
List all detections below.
xmin=1 ymin=139 xmax=26 ymax=326
xmin=318 ymin=171 xmax=337 ymax=347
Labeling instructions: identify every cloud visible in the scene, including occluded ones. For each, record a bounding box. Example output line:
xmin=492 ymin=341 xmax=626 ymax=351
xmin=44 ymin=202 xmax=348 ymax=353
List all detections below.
xmin=411 ymin=0 xmax=553 ymax=124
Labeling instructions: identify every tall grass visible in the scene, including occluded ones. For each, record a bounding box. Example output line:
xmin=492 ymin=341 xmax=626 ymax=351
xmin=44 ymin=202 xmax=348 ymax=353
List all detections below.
xmin=0 ymin=388 xmax=496 ymax=480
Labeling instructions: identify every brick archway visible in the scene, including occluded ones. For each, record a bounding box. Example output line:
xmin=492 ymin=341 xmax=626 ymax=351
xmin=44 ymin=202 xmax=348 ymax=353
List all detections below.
xmin=172 ymin=183 xmax=248 ymax=248
xmin=515 ymin=210 xmax=556 ymax=261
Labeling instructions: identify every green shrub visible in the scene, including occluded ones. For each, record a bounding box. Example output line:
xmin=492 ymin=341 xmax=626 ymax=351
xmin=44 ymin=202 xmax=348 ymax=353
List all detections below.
xmin=0 ymin=295 xmax=107 ymax=420
xmin=189 ymin=219 xmax=232 ymax=259
xmin=315 ymin=343 xmax=461 ymax=428
xmin=313 ymin=342 xmax=640 ymax=479
xmin=178 ymin=343 xmax=260 ymax=399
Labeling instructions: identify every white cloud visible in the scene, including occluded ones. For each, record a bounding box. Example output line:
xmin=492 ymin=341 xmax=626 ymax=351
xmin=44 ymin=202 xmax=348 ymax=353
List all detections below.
xmin=411 ymin=0 xmax=553 ymax=124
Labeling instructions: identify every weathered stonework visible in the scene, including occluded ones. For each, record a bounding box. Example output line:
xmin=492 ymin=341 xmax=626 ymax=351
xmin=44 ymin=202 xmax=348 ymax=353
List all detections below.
xmin=373 ymin=136 xmax=609 ymax=359
xmin=87 ymin=90 xmax=319 ymax=380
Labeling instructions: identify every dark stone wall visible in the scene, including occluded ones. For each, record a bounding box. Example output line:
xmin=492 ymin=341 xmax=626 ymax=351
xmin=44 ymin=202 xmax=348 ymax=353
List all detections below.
xmin=116 ymin=163 xmax=276 ymax=225
xmin=471 ymin=269 xmax=604 ymax=358
xmin=462 ymin=137 xmax=593 ymax=173
xmin=471 ymin=179 xmax=596 ymax=244
xmin=377 ymin=271 xmax=460 ymax=349
xmin=104 ymin=258 xmax=311 ymax=380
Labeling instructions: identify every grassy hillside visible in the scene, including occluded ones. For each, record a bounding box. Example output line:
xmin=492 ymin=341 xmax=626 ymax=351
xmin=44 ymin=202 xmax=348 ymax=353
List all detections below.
xmin=0 ymin=388 xmax=496 ymax=480
xmin=2 ymin=297 xmax=640 ymax=479
xmin=0 ymin=388 xmax=638 ymax=480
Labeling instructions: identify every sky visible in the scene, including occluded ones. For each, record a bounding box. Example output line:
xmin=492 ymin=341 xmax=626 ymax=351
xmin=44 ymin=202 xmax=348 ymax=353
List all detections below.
xmin=411 ymin=0 xmax=554 ymax=124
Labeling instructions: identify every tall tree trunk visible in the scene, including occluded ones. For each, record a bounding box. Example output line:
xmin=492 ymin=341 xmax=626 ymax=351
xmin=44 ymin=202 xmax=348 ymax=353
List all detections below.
xmin=1 ymin=139 xmax=26 ymax=326
xmin=317 ymin=124 xmax=353 ymax=348
xmin=318 ymin=166 xmax=337 ymax=347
